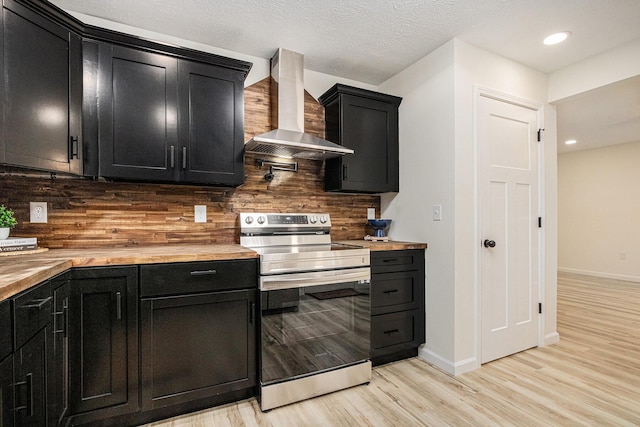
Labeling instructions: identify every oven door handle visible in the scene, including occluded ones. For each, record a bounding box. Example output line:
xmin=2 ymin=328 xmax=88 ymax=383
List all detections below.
xmin=260 ymin=267 xmax=371 ymax=291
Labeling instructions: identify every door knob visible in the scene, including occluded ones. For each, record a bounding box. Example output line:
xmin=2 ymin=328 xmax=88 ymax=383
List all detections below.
xmin=483 ymin=239 xmax=496 ymax=248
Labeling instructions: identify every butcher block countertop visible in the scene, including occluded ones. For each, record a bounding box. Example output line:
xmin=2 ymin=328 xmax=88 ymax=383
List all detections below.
xmin=1 ymin=240 xmax=426 ymax=301
xmin=0 ymin=244 xmax=258 ymax=301
xmin=337 ymin=240 xmax=428 ymax=251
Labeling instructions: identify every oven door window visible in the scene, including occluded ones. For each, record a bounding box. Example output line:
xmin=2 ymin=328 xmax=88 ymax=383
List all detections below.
xmin=261 ymin=281 xmax=370 ymax=385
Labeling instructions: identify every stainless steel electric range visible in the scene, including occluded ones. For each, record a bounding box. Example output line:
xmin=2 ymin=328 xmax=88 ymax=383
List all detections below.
xmin=240 ymin=212 xmax=371 ymax=411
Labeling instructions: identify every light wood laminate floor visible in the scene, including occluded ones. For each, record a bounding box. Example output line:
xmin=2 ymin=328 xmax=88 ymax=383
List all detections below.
xmin=148 ymin=272 xmax=640 ymax=426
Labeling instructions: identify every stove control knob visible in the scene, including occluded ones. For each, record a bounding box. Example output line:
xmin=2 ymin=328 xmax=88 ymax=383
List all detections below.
xmin=257 ymin=216 xmax=266 ymax=225
xmin=244 ymin=216 xmax=254 ymax=224
xmin=320 ymin=215 xmax=328 ymax=224
xmin=309 ymin=215 xmax=317 ymax=224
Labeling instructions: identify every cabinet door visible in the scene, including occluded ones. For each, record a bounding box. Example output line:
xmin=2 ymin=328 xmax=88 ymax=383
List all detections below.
xmin=69 ymin=266 xmax=138 ymax=417
xmin=1 ymin=0 xmax=82 ymax=173
xmin=177 ymin=60 xmax=245 ymax=185
xmin=0 ymin=355 xmax=14 ymax=427
xmin=0 ymin=300 xmax=11 ymax=361
xmin=338 ymin=94 xmax=399 ymax=192
xmin=13 ymin=329 xmax=48 ymax=427
xmin=321 ymin=85 xmax=401 ymax=193
xmin=98 ymin=43 xmax=178 ymax=181
xmin=49 ymin=275 xmax=70 ymax=426
xmin=140 ymin=289 xmax=256 ymax=410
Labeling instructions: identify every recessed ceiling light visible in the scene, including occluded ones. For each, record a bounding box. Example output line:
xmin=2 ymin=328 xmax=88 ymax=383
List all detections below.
xmin=544 ymin=31 xmax=571 ymax=45
xmin=565 ymin=139 xmax=577 ymax=145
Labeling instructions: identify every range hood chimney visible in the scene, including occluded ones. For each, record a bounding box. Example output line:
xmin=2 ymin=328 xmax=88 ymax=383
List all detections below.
xmin=244 ymin=48 xmax=354 ymax=160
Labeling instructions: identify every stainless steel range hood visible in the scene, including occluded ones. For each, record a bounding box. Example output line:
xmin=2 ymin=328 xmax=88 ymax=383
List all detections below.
xmin=244 ymin=48 xmax=354 ymax=160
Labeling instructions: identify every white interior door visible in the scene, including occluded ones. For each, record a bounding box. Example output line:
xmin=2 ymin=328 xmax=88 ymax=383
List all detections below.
xmin=478 ymin=93 xmax=540 ymax=364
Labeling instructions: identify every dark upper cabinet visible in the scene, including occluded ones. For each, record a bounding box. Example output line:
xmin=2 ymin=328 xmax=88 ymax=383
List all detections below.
xmin=91 ymin=42 xmax=246 ymax=186
xmin=1 ymin=0 xmax=82 ymax=174
xmin=1 ymin=0 xmax=251 ymax=183
xmin=319 ymin=84 xmax=402 ymax=193
xmin=177 ymin=60 xmax=245 ymax=186
xmin=96 ymin=43 xmax=178 ymax=182
xmin=68 ymin=266 xmax=139 ymax=422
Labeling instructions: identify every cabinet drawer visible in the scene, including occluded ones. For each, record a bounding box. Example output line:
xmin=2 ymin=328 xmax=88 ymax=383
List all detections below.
xmin=371 ymin=250 xmax=424 ymax=274
xmin=13 ymin=281 xmax=51 ymax=349
xmin=140 ymin=259 xmax=257 ymax=296
xmin=371 ymin=310 xmax=420 ymax=350
xmin=0 ymin=300 xmax=11 ymax=360
xmin=371 ymin=271 xmax=421 ymax=313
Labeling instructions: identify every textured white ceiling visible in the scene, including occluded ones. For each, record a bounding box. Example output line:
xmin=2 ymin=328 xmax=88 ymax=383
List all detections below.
xmin=50 ymin=0 xmax=640 ymax=85
xmin=49 ymin=0 xmax=640 ymax=153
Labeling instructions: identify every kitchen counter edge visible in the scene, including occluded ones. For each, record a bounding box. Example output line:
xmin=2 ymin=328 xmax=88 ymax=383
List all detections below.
xmin=2 ymin=241 xmax=426 ymax=301
xmin=336 ymin=240 xmax=428 ymax=251
xmin=1 ymin=244 xmax=259 ymax=301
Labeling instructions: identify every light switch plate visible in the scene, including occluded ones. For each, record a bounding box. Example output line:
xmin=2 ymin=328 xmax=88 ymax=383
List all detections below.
xmin=433 ymin=205 xmax=442 ymax=221
xmin=194 ymin=205 xmax=207 ymax=223
xmin=30 ymin=202 xmax=48 ymax=223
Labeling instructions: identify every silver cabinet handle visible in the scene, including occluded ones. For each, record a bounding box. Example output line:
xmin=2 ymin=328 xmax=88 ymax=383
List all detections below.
xmin=182 ymin=146 xmax=187 ymax=169
xmin=189 ymin=270 xmax=217 ymax=276
xmin=116 ymin=292 xmax=122 ymax=320
xmin=170 ymin=146 xmax=175 ymax=168
xmin=21 ymin=296 xmax=52 ymax=309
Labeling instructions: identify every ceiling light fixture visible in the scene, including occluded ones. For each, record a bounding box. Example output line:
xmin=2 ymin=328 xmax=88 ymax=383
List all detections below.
xmin=544 ymin=31 xmax=571 ymax=45
xmin=565 ymin=139 xmax=577 ymax=145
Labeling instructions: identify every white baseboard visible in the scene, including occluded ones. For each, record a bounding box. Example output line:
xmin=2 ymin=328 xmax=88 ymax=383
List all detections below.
xmin=544 ymin=331 xmax=560 ymax=346
xmin=418 ymin=348 xmax=479 ymax=376
xmin=418 ymin=347 xmax=455 ymax=375
xmin=558 ymin=267 xmax=640 ymax=283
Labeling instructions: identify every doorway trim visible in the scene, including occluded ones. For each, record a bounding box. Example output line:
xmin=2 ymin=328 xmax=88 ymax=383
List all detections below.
xmin=473 ymin=85 xmax=546 ymax=368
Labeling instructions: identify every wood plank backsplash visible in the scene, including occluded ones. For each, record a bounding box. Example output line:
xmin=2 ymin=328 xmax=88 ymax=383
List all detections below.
xmin=0 ymin=78 xmax=379 ymax=248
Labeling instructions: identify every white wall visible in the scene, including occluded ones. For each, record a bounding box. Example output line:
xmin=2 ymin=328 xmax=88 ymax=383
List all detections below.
xmin=380 ymin=39 xmax=558 ymax=375
xmin=558 ymin=142 xmax=640 ymax=281
xmin=380 ymin=40 xmax=457 ymax=367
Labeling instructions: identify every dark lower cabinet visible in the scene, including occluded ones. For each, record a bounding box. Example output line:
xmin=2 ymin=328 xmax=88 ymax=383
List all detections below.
xmin=49 ymin=273 xmax=70 ymax=426
xmin=13 ymin=329 xmax=48 ymax=426
xmin=11 ymin=280 xmax=53 ymax=427
xmin=370 ymin=250 xmax=425 ymax=365
xmin=68 ymin=266 xmax=138 ymax=424
xmin=139 ymin=260 xmax=258 ymax=414
xmin=140 ymin=289 xmax=257 ymax=410
xmin=0 ymin=354 xmax=13 ymax=427
xmin=0 ymin=299 xmax=11 ymax=362
xmin=1 ymin=298 xmax=14 ymax=427
xmin=1 ymin=258 xmax=258 ymax=426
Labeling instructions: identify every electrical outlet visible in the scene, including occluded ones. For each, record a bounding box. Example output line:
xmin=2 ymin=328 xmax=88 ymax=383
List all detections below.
xmin=194 ymin=205 xmax=207 ymax=223
xmin=367 ymin=208 xmax=376 ymax=220
xmin=30 ymin=202 xmax=48 ymax=223
xmin=433 ymin=205 xmax=442 ymax=221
